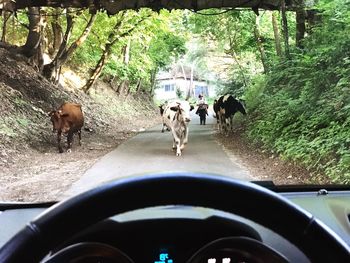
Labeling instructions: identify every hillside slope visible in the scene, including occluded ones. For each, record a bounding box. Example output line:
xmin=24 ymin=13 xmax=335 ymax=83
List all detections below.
xmin=0 ymin=48 xmax=159 ymax=202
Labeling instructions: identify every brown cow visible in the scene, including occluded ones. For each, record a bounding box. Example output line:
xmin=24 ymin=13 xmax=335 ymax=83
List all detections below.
xmin=48 ymin=103 xmax=84 ymax=153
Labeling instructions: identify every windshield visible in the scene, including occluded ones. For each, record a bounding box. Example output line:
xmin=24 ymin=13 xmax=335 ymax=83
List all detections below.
xmin=0 ymin=0 xmax=349 ymax=202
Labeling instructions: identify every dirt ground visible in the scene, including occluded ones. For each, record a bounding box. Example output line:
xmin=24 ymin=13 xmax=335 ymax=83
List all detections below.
xmin=0 ymin=47 xmax=160 ymax=202
xmin=214 ymin=125 xmax=331 ymax=186
xmin=0 ymin=118 xmax=159 ymax=202
xmin=0 ymin=121 xmax=330 ymax=202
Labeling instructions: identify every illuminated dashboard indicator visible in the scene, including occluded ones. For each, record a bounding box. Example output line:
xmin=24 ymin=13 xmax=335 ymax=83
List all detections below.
xmin=207 ymin=259 xmax=231 ymax=263
xmin=154 ymin=252 xmax=174 ymax=263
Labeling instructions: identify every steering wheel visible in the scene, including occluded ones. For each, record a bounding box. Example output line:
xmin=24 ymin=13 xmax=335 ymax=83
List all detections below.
xmin=0 ymin=172 xmax=349 ymax=262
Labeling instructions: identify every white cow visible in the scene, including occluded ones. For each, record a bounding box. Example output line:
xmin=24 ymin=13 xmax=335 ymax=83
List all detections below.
xmin=162 ymin=100 xmax=194 ymax=156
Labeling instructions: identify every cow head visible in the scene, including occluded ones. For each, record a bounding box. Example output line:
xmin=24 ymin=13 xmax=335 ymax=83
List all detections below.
xmin=170 ymin=101 xmax=192 ymax=123
xmin=237 ymin=99 xmax=247 ymax=115
xmin=48 ymin=110 xmax=70 ymax=134
xmin=159 ymin=105 xmax=165 ymax=116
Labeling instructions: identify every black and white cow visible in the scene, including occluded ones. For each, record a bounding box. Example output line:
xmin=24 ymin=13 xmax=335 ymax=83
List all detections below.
xmin=213 ymin=99 xmax=220 ymax=128
xmin=214 ymin=95 xmax=246 ymax=133
xmin=159 ymin=103 xmax=169 ymax=133
xmin=162 ymin=100 xmax=194 ymax=156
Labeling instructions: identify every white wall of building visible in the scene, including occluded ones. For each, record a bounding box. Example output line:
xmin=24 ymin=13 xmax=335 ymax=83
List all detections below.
xmin=154 ymin=78 xmax=216 ymax=101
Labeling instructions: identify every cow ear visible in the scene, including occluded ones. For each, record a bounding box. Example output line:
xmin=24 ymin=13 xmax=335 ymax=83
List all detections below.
xmin=170 ymin=106 xmax=179 ymax=111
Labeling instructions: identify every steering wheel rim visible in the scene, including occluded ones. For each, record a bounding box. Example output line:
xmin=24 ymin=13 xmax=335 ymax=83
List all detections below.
xmin=0 ymin=172 xmax=349 ymax=262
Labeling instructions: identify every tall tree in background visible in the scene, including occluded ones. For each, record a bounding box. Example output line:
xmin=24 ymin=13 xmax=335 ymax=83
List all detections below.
xmin=281 ymin=0 xmax=291 ymax=58
xmin=271 ymin=11 xmax=282 ymax=57
xmin=295 ymin=0 xmax=306 ymax=48
xmin=254 ymin=14 xmax=268 ymax=72
xmin=1 ymin=11 xmax=12 ymax=42
xmin=82 ymin=11 xmax=154 ymax=93
xmin=43 ymin=9 xmax=96 ymax=83
xmin=21 ymin=7 xmax=46 ymax=70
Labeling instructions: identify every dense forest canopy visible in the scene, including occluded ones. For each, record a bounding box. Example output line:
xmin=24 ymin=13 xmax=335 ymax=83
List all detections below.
xmin=0 ymin=0 xmax=349 ymax=183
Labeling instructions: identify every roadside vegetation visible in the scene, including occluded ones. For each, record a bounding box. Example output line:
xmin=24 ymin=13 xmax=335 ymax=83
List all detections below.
xmin=186 ymin=0 xmax=350 ymax=183
xmin=0 ymin=0 xmax=349 ymax=184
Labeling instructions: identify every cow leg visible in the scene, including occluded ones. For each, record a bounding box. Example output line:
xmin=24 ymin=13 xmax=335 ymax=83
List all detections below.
xmin=220 ymin=115 xmax=224 ymax=132
xmin=67 ymin=132 xmax=74 ymax=153
xmin=57 ymin=131 xmax=63 ymax=153
xmin=180 ymin=130 xmax=186 ymax=151
xmin=219 ymin=113 xmax=224 ymax=132
xmin=183 ymin=126 xmax=189 ymax=145
xmin=172 ymin=130 xmax=182 ymax=156
xmin=78 ymin=130 xmax=82 ymax=146
xmin=172 ymin=137 xmax=181 ymax=156
xmin=224 ymin=118 xmax=231 ymax=136
xmin=175 ymin=139 xmax=181 ymax=156
xmin=172 ymin=138 xmax=176 ymax=150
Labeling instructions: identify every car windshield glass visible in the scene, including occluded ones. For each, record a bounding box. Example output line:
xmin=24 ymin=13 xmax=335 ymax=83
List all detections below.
xmin=0 ymin=0 xmax=349 ymax=203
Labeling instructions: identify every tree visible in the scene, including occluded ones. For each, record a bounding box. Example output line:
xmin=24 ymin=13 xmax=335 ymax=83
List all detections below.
xmin=281 ymin=0 xmax=291 ymax=59
xmin=82 ymin=11 xmax=153 ymax=93
xmin=43 ymin=9 xmax=96 ymax=83
xmin=295 ymin=0 xmax=306 ymax=48
xmin=272 ymin=11 xmax=282 ymax=57
xmin=254 ymin=14 xmax=269 ymax=73
xmin=20 ymin=7 xmax=46 ymax=70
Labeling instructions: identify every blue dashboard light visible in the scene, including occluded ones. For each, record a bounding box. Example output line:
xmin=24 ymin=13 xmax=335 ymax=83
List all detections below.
xmin=154 ymin=251 xmax=174 ymax=263
xmin=160 ymin=253 xmax=168 ymax=261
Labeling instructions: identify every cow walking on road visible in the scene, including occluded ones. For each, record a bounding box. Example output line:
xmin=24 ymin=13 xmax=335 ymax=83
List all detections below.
xmin=48 ymin=102 xmax=84 ymax=153
xmin=159 ymin=103 xmax=170 ymax=133
xmin=162 ymin=100 xmax=194 ymax=156
xmin=214 ymin=95 xmax=246 ymax=133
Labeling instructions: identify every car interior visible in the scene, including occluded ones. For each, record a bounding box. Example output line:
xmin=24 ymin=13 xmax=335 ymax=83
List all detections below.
xmin=1 ymin=173 xmax=350 ymax=262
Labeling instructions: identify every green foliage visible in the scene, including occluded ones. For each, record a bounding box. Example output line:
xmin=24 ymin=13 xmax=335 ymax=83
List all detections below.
xmin=68 ymin=9 xmax=186 ymax=94
xmin=244 ymin=75 xmax=266 ymax=111
xmin=176 ymin=88 xmax=184 ymax=99
xmin=245 ymin=0 xmax=350 ymax=183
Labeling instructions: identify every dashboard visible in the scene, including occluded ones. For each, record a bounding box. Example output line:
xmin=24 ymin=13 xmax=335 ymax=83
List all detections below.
xmin=0 ymin=176 xmax=350 ymax=263
xmin=1 ymin=190 xmax=350 ymax=262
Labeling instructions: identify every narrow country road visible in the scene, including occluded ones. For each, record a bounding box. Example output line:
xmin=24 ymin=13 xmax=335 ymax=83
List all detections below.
xmin=63 ymin=110 xmax=252 ymax=198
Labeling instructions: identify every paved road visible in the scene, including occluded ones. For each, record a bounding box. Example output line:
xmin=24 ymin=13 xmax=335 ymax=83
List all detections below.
xmin=63 ymin=111 xmax=252 ymax=198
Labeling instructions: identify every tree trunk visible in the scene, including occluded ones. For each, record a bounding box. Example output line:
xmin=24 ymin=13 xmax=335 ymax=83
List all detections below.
xmin=149 ymin=68 xmax=157 ymax=96
xmin=305 ymin=9 xmax=321 ymax=35
xmin=123 ymin=37 xmax=131 ymax=64
xmin=254 ymin=15 xmax=269 ymax=73
xmin=296 ymin=1 xmax=306 ymax=49
xmin=43 ymin=10 xmax=96 ymax=83
xmin=50 ymin=13 xmax=63 ymax=57
xmin=82 ymin=48 xmax=110 ymax=93
xmin=189 ymin=64 xmax=194 ymax=98
xmin=21 ymin=7 xmax=46 ymax=70
xmin=272 ymin=11 xmax=282 ymax=57
xmin=1 ymin=11 xmax=12 ymax=42
xmin=42 ymin=9 xmax=73 ymax=82
xmin=281 ymin=0 xmax=290 ymax=59
xmin=82 ymin=12 xmax=150 ymax=93
xmin=227 ymin=33 xmax=248 ymax=86
xmin=22 ymin=7 xmax=41 ymax=57
xmin=135 ymin=78 xmax=142 ymax=92
xmin=230 ymin=48 xmax=248 ymax=86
